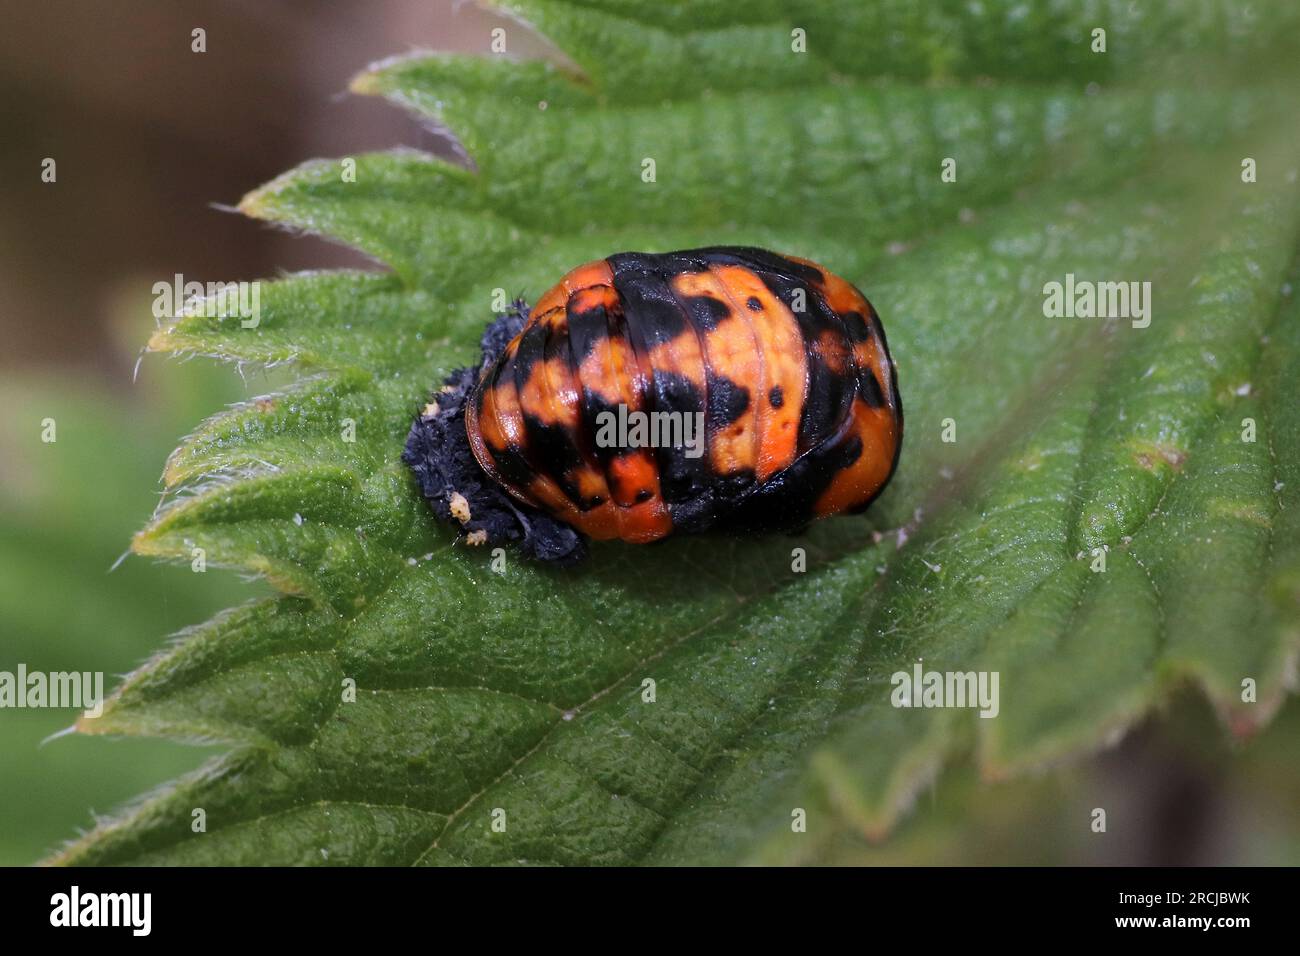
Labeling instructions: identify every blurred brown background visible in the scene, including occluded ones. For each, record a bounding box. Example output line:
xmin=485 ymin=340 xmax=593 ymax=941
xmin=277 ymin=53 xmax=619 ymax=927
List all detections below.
xmin=0 ymin=0 xmax=545 ymax=380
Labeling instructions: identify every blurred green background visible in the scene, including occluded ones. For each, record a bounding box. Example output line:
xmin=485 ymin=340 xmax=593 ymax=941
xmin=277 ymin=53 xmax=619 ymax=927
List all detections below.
xmin=1 ymin=0 xmax=1297 ymax=866
xmin=0 ymin=346 xmax=255 ymax=867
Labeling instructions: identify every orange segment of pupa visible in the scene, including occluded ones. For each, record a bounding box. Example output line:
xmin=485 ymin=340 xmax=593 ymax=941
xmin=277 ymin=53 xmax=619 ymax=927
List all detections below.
xmin=813 ymin=399 xmax=900 ymax=517
xmin=813 ymin=328 xmax=853 ymax=379
xmin=471 ymin=355 xmax=576 ymax=520
xmin=530 ymin=259 xmax=616 ymax=318
xmin=706 ymin=265 xmax=806 ymax=480
xmin=574 ymin=319 xmax=661 ymax=511
xmin=524 ymin=476 xmax=584 ymax=527
xmin=566 ymin=464 xmax=621 ymax=539
xmin=669 ymin=268 xmax=760 ymax=476
xmin=606 ymin=454 xmax=672 ymax=541
xmin=573 ymin=318 xmax=635 ymax=410
xmin=565 ymin=284 xmax=671 ymax=536
xmin=474 ymin=370 xmax=524 ymax=453
xmin=802 ymin=263 xmax=891 ymax=405
xmin=644 ymin=322 xmax=708 ymax=393
xmin=853 ymin=329 xmax=893 ymax=409
xmin=537 ymin=307 xmax=624 ymax=539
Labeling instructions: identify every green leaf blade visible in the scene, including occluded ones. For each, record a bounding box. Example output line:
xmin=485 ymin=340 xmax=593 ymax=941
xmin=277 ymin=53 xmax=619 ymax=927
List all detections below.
xmin=55 ymin=0 xmax=1300 ymax=866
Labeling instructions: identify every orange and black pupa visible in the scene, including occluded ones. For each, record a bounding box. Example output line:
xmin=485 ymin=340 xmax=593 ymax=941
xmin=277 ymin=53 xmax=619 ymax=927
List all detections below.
xmin=404 ymin=247 xmax=902 ymax=563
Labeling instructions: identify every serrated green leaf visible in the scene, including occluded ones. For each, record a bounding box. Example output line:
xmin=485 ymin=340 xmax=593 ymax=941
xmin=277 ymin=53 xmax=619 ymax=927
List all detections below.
xmin=53 ymin=0 xmax=1300 ymax=866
